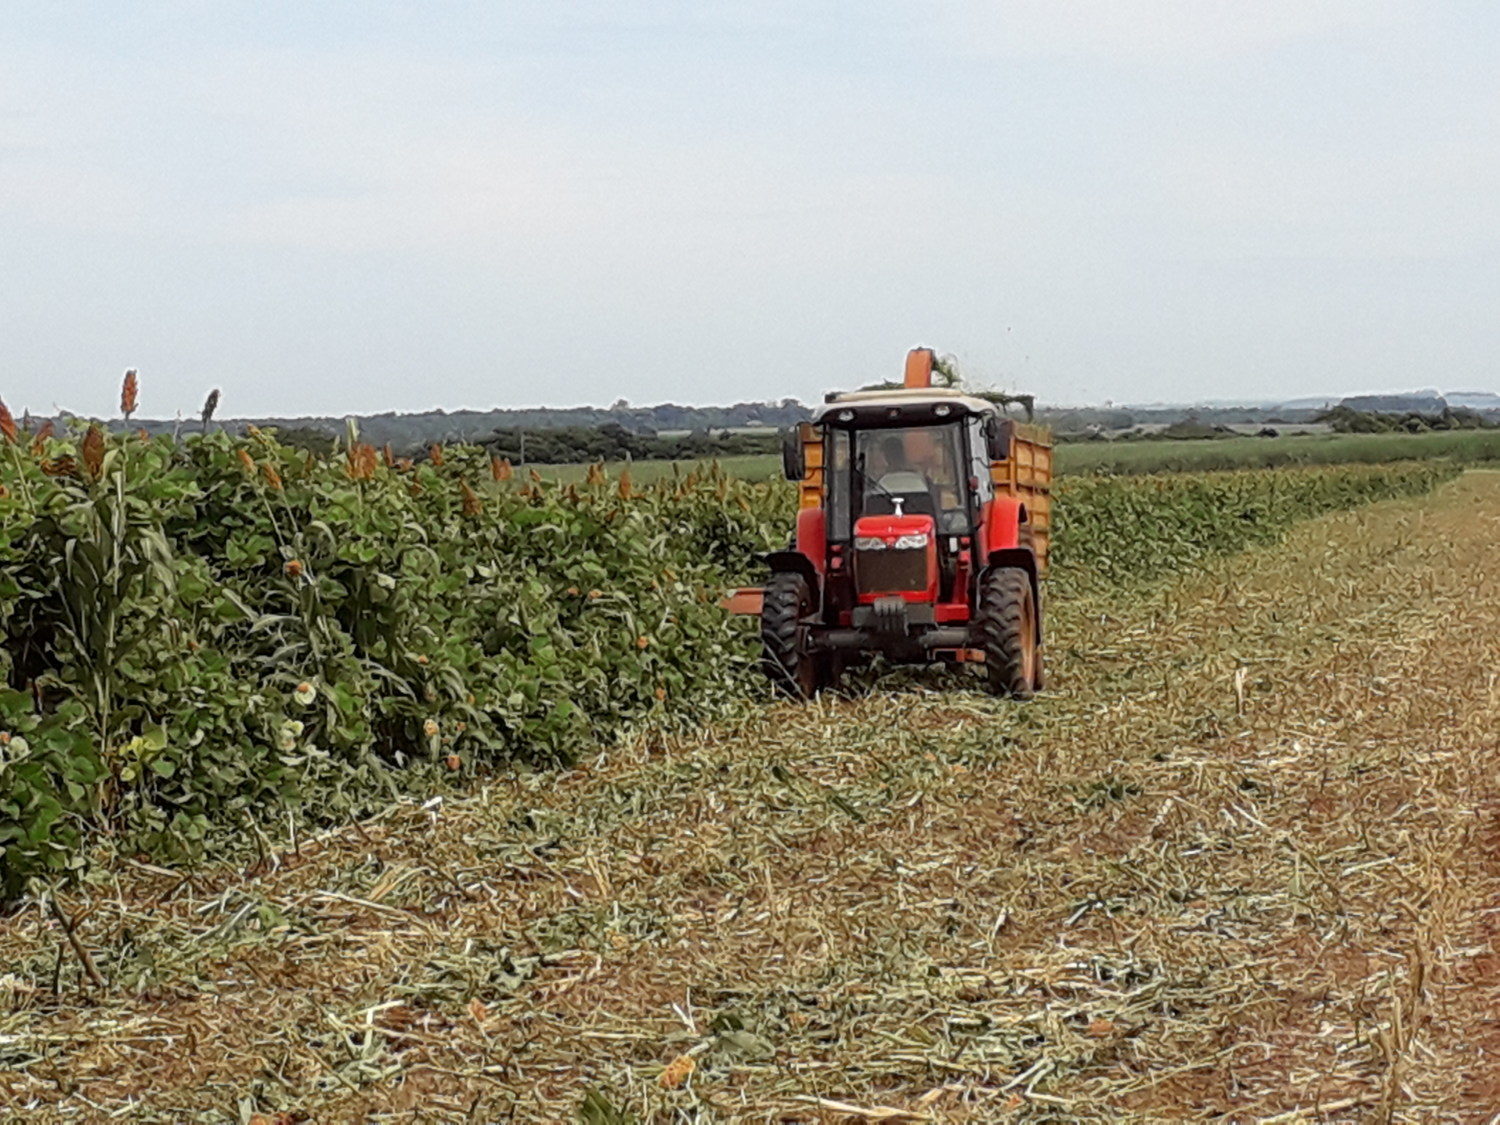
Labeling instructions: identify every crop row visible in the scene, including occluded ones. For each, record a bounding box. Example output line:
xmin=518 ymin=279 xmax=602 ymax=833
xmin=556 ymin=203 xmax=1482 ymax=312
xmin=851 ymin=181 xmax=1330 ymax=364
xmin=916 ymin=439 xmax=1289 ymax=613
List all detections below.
xmin=0 ymin=423 xmax=1462 ymax=895
xmin=1050 ymin=459 xmax=1459 ymax=590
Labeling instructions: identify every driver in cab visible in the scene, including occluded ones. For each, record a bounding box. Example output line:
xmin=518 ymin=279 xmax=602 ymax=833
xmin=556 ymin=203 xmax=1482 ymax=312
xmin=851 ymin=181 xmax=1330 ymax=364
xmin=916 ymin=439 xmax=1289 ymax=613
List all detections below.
xmin=868 ymin=435 xmax=942 ymax=519
xmin=873 ymin=436 xmax=929 ymax=498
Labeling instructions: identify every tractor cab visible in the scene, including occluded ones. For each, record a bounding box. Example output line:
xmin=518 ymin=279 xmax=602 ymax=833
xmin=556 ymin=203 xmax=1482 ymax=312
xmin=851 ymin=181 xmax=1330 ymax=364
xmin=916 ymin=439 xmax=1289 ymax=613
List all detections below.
xmin=729 ymin=348 xmax=1053 ymax=699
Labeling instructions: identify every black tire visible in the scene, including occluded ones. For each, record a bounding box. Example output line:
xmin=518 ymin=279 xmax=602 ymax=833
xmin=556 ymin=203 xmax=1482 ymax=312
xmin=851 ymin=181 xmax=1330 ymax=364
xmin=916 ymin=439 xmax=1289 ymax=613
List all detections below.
xmin=761 ymin=572 xmax=819 ymax=699
xmin=975 ymin=566 xmax=1038 ymax=699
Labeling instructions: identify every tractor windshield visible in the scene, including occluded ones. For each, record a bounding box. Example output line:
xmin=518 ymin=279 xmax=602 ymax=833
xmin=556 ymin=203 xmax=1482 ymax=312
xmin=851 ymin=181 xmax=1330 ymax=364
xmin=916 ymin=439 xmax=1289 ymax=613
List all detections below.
xmin=827 ymin=423 xmax=970 ymax=539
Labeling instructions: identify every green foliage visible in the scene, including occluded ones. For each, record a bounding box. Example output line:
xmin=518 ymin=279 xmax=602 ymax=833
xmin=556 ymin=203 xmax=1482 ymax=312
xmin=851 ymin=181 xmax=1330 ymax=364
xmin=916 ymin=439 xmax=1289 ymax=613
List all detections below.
xmin=0 ymin=427 xmax=783 ymax=896
xmin=1050 ymin=461 xmax=1460 ymax=590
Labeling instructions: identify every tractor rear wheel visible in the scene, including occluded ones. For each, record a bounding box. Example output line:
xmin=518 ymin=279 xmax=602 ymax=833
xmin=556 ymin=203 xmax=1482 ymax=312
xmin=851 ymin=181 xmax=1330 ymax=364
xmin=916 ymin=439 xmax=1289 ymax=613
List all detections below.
xmin=761 ymin=572 xmax=820 ymax=699
xmin=975 ymin=567 xmax=1038 ymax=699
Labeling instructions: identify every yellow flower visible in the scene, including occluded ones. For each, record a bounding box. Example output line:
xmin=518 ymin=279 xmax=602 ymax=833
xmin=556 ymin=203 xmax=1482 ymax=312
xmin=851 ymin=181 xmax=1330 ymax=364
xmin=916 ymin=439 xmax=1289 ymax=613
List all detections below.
xmin=294 ymin=682 xmax=316 ymax=706
xmin=423 ymin=718 xmax=440 ymax=738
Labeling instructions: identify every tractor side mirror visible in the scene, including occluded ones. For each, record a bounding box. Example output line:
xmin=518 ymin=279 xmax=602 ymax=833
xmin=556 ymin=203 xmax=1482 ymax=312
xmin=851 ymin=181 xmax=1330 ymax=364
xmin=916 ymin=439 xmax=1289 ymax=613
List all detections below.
xmin=986 ymin=417 xmax=1014 ymax=461
xmin=781 ymin=425 xmax=805 ymax=481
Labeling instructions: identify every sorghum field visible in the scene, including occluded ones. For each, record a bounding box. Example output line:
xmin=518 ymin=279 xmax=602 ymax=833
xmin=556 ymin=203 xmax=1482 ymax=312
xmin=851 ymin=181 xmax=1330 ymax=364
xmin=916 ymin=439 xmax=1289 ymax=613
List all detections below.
xmin=1 ymin=417 xmax=1496 ymax=1121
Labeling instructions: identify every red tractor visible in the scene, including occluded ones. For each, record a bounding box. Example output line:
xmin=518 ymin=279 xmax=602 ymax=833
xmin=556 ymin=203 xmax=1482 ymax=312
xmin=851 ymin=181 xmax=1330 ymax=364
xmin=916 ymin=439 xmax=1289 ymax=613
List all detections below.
xmin=726 ymin=348 xmax=1053 ymax=698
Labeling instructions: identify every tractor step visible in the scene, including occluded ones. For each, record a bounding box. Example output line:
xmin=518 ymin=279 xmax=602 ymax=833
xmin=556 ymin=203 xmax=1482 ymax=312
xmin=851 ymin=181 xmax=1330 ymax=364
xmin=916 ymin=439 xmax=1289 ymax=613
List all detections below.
xmin=812 ymin=626 xmax=971 ymax=652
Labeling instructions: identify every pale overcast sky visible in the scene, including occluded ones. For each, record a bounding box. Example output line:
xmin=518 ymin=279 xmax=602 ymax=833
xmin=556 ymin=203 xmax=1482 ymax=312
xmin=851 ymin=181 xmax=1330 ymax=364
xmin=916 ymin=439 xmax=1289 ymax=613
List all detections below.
xmin=3 ymin=1 xmax=1497 ymax=416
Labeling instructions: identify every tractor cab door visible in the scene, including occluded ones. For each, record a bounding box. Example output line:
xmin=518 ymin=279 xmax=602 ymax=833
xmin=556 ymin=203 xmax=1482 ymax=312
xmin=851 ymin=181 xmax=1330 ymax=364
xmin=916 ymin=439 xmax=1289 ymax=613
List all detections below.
xmin=966 ymin=416 xmax=995 ymax=521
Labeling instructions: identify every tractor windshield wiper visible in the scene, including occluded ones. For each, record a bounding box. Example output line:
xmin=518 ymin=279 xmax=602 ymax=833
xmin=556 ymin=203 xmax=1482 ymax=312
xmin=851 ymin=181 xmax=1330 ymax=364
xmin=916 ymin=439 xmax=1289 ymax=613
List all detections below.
xmin=855 ymin=452 xmax=895 ymax=507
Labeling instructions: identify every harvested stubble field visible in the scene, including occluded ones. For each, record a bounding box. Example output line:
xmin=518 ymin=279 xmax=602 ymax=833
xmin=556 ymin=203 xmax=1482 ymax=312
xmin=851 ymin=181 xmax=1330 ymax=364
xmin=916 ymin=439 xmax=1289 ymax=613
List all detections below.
xmin=3 ymin=471 xmax=1500 ymax=1122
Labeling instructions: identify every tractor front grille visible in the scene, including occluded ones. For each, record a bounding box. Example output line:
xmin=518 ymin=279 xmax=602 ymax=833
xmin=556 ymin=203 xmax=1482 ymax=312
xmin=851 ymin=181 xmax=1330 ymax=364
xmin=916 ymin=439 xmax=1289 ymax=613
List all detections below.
xmin=855 ymin=547 xmax=929 ymax=596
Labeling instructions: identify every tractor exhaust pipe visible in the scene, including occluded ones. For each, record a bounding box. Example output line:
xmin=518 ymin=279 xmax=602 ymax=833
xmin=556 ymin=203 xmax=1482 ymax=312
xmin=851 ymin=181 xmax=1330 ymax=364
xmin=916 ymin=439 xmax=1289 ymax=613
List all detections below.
xmin=904 ymin=347 xmax=935 ymax=389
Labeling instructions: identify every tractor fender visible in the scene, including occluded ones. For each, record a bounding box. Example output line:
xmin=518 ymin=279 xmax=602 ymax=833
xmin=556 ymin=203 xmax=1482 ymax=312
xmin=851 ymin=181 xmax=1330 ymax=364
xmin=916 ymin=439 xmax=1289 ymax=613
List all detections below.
xmin=762 ymin=508 xmax=825 ymax=611
xmin=984 ymin=497 xmax=1030 ymax=553
xmin=763 ymin=550 xmax=820 ymax=589
xmin=794 ymin=507 xmax=826 ymax=571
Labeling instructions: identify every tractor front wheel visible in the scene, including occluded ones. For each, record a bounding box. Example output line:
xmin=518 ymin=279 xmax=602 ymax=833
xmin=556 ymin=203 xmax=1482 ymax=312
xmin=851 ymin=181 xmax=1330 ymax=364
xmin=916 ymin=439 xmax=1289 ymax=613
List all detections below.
xmin=975 ymin=567 xmax=1039 ymax=699
xmin=761 ymin=572 xmax=820 ymax=699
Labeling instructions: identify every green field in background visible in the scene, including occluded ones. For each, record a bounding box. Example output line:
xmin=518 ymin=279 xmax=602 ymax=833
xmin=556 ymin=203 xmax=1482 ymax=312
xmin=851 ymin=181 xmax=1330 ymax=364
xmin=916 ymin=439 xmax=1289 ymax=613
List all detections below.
xmin=1058 ymin=428 xmax=1500 ymax=474
xmin=535 ymin=428 xmax=1500 ymax=482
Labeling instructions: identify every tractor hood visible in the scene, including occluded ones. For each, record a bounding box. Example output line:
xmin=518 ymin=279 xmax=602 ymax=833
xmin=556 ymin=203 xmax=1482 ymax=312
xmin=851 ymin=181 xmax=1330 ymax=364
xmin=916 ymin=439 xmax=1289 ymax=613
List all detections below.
xmin=852 ymin=513 xmax=939 ymax=605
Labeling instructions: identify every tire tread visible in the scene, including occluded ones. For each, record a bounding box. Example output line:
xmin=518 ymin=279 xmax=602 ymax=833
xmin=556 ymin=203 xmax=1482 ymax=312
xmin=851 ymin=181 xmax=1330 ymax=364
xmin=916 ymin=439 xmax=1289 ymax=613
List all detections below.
xmin=976 ymin=567 xmax=1035 ymax=698
xmin=761 ymin=572 xmax=815 ymax=698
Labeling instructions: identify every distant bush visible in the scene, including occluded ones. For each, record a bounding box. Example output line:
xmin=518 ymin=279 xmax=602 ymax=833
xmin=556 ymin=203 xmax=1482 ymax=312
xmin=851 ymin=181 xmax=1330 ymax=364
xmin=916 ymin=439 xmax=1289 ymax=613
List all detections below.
xmin=1317 ymin=404 xmax=1498 ymax=434
xmin=270 ymin=426 xmax=337 ymax=456
xmin=483 ymin=424 xmax=779 ymax=465
xmin=1158 ymin=419 xmax=1229 ymax=441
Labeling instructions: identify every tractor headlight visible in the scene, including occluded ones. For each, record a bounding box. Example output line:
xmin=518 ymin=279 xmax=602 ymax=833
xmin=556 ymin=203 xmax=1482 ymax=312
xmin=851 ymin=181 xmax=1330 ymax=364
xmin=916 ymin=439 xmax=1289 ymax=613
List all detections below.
xmin=854 ymin=536 xmax=887 ymax=551
xmin=892 ymin=533 xmax=929 ymax=550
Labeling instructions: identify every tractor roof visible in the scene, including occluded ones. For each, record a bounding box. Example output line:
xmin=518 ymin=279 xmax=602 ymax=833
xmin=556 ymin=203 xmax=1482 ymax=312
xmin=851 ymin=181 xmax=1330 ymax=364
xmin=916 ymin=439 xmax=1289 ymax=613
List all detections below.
xmin=811 ymin=386 xmax=1002 ymax=426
